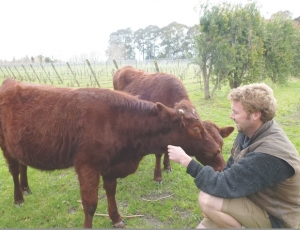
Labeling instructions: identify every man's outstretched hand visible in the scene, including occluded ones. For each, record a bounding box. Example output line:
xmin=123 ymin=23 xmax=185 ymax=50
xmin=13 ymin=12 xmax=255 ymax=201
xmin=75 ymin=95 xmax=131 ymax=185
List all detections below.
xmin=168 ymin=145 xmax=192 ymax=167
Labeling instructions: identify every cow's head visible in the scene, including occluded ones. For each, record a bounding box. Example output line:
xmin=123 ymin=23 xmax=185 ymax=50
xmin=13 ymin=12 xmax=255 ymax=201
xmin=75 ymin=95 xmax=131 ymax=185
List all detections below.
xmin=156 ymin=99 xmax=233 ymax=171
xmin=200 ymin=120 xmax=234 ymax=171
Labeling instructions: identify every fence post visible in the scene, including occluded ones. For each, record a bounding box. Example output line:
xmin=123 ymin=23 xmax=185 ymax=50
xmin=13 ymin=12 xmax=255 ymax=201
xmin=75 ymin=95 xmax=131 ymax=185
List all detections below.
xmin=0 ymin=66 xmax=7 ymax=78
xmin=30 ymin=64 xmax=41 ymax=83
xmin=66 ymin=62 xmax=80 ymax=87
xmin=14 ymin=66 xmax=23 ymax=81
xmin=86 ymin=59 xmax=100 ymax=87
xmin=40 ymin=63 xmax=53 ymax=84
xmin=6 ymin=66 xmax=17 ymax=79
xmin=22 ymin=65 xmax=32 ymax=81
xmin=51 ymin=62 xmax=64 ymax=85
xmin=113 ymin=59 xmax=119 ymax=70
xmin=154 ymin=60 xmax=160 ymax=73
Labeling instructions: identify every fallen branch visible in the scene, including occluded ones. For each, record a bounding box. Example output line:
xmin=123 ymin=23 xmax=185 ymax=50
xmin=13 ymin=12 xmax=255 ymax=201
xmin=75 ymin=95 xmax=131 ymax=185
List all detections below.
xmin=94 ymin=213 xmax=144 ymax=218
xmin=141 ymin=193 xmax=174 ymax=201
xmin=76 ymin=200 xmax=144 ymax=218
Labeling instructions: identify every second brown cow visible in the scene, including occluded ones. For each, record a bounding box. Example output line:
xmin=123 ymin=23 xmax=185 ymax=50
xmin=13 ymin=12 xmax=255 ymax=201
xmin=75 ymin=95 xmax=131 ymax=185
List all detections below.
xmin=113 ymin=66 xmax=234 ymax=182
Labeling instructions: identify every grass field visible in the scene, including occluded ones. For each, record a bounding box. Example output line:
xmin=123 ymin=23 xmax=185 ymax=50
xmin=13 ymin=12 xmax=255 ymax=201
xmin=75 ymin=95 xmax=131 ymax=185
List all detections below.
xmin=0 ymin=72 xmax=299 ymax=228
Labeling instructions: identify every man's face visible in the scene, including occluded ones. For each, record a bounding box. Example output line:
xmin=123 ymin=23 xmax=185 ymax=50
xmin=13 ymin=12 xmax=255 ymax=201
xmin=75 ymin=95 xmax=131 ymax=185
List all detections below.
xmin=230 ymin=100 xmax=255 ymax=136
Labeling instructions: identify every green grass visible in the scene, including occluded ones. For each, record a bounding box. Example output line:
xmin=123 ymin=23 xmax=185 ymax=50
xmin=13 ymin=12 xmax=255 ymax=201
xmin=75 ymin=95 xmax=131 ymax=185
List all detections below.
xmin=0 ymin=74 xmax=299 ymax=228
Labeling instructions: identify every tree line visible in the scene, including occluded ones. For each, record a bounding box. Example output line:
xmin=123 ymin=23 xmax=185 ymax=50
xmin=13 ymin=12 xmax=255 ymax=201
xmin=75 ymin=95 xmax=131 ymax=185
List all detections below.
xmin=106 ymin=1 xmax=300 ymax=99
xmin=106 ymin=22 xmax=197 ymax=60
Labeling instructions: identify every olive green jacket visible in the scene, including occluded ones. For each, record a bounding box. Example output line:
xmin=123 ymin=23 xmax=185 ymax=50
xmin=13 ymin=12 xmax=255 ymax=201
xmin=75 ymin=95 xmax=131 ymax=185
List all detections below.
xmin=232 ymin=120 xmax=300 ymax=228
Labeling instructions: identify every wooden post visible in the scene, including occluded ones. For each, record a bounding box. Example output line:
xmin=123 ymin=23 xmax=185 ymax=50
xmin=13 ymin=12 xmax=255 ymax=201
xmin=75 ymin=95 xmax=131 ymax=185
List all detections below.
xmin=154 ymin=60 xmax=160 ymax=73
xmin=113 ymin=59 xmax=119 ymax=70
xmin=22 ymin=65 xmax=32 ymax=81
xmin=40 ymin=63 xmax=53 ymax=84
xmin=4 ymin=66 xmax=10 ymax=78
xmin=14 ymin=66 xmax=23 ymax=81
xmin=0 ymin=66 xmax=7 ymax=78
xmin=30 ymin=64 xmax=41 ymax=83
xmin=66 ymin=62 xmax=80 ymax=87
xmin=86 ymin=59 xmax=100 ymax=87
xmin=6 ymin=66 xmax=17 ymax=79
xmin=51 ymin=62 xmax=64 ymax=85
xmin=22 ymin=64 xmax=31 ymax=81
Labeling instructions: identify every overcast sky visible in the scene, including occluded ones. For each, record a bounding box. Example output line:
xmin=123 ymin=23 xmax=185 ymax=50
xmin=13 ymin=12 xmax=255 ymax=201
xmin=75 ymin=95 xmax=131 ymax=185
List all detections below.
xmin=1 ymin=0 xmax=299 ymax=62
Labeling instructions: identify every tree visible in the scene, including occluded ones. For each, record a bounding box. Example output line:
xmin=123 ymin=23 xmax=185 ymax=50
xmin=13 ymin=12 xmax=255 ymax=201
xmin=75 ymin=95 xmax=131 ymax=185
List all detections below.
xmin=105 ymin=43 xmax=125 ymax=60
xmin=37 ymin=55 xmax=44 ymax=63
xmin=134 ymin=25 xmax=160 ymax=60
xmin=225 ymin=2 xmax=265 ymax=88
xmin=143 ymin=25 xmax=160 ymax=59
xmin=159 ymin=22 xmax=189 ymax=59
xmin=264 ymin=11 xmax=299 ymax=83
xmin=194 ymin=1 xmax=265 ymax=99
xmin=182 ymin=25 xmax=198 ymax=58
xmin=106 ymin=28 xmax=135 ymax=60
xmin=44 ymin=57 xmax=52 ymax=63
xmin=292 ymin=17 xmax=300 ymax=77
xmin=194 ymin=4 xmax=227 ymax=99
xmin=134 ymin=28 xmax=147 ymax=60
xmin=20 ymin=55 xmax=31 ymax=63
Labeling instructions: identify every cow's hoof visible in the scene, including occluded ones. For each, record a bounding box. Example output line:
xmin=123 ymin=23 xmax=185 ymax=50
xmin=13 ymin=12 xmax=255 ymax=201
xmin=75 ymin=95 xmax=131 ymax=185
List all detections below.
xmin=14 ymin=201 xmax=24 ymax=207
xmin=153 ymin=177 xmax=162 ymax=183
xmin=164 ymin=167 xmax=172 ymax=173
xmin=23 ymin=188 xmax=32 ymax=195
xmin=154 ymin=179 xmax=163 ymax=185
xmin=113 ymin=220 xmax=126 ymax=228
xmin=166 ymin=168 xmax=172 ymax=173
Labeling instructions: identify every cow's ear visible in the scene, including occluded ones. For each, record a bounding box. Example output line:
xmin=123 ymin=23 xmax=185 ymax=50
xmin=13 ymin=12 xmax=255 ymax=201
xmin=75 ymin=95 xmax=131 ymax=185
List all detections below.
xmin=219 ymin=126 xmax=235 ymax=138
xmin=156 ymin=102 xmax=174 ymax=121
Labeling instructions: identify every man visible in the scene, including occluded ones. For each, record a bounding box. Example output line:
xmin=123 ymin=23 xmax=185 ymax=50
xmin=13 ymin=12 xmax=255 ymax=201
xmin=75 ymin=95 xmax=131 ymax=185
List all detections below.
xmin=168 ymin=83 xmax=300 ymax=228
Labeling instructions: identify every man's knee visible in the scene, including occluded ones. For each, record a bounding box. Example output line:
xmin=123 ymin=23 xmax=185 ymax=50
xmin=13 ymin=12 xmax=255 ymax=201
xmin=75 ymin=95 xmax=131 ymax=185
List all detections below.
xmin=199 ymin=191 xmax=210 ymax=212
xmin=198 ymin=191 xmax=223 ymax=213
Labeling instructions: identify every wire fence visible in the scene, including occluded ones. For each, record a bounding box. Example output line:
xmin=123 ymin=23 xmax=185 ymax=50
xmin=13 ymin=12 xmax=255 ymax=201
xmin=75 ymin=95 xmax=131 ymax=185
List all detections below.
xmin=0 ymin=59 xmax=203 ymax=91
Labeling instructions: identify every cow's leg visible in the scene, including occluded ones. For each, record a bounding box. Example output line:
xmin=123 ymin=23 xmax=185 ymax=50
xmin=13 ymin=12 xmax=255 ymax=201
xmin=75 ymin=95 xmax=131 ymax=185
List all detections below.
xmin=76 ymin=164 xmax=100 ymax=228
xmin=102 ymin=177 xmax=125 ymax=228
xmin=154 ymin=152 xmax=172 ymax=182
xmin=4 ymin=156 xmax=24 ymax=205
xmin=19 ymin=164 xmax=32 ymax=195
xmin=163 ymin=153 xmax=172 ymax=172
xmin=154 ymin=153 xmax=163 ymax=182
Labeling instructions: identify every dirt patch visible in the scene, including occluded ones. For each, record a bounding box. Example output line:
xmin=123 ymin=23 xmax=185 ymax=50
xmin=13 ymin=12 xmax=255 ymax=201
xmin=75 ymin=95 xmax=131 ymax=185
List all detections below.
xmin=69 ymin=206 xmax=77 ymax=214
xmin=139 ymin=214 xmax=166 ymax=228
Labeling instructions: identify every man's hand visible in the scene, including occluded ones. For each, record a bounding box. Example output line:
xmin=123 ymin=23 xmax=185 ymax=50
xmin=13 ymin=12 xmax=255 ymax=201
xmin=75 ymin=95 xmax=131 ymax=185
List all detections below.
xmin=167 ymin=145 xmax=192 ymax=167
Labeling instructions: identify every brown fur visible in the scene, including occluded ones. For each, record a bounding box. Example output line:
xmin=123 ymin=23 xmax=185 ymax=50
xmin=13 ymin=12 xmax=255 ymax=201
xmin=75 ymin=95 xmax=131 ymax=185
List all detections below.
xmin=113 ymin=66 xmax=234 ymax=181
xmin=0 ymin=78 xmax=223 ymax=228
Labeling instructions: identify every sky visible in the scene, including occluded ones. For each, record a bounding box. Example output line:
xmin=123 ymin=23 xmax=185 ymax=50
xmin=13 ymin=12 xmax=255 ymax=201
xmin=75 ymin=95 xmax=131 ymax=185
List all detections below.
xmin=1 ymin=0 xmax=299 ymax=62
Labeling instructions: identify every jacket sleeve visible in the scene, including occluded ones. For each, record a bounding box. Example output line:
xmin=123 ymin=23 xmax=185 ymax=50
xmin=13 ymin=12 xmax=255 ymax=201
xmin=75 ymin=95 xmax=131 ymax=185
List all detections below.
xmin=186 ymin=152 xmax=294 ymax=198
xmin=222 ymin=155 xmax=234 ymax=170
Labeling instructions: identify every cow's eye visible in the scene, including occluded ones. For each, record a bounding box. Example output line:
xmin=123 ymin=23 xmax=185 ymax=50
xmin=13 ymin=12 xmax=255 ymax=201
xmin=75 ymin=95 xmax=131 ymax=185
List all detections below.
xmin=193 ymin=127 xmax=201 ymax=133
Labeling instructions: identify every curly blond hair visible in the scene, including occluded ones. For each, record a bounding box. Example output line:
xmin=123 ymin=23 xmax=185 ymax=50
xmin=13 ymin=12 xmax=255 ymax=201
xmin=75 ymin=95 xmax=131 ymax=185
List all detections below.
xmin=227 ymin=83 xmax=277 ymax=123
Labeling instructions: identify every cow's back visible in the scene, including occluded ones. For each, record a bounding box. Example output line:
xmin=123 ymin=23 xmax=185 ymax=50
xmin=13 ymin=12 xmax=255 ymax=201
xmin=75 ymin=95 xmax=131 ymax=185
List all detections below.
xmin=0 ymin=79 xmax=164 ymax=171
xmin=0 ymin=80 xmax=121 ymax=170
xmin=113 ymin=66 xmax=189 ymax=107
xmin=0 ymin=80 xmax=86 ymax=169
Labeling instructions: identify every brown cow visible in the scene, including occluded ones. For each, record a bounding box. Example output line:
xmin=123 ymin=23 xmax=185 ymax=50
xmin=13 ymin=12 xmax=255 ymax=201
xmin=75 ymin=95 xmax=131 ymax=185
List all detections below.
xmin=113 ymin=66 xmax=234 ymax=182
xmin=0 ymin=78 xmax=222 ymax=228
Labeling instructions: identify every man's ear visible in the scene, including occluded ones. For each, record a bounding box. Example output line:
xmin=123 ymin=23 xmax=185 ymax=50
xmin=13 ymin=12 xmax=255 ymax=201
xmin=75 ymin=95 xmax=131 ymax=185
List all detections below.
xmin=253 ymin=111 xmax=262 ymax=120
